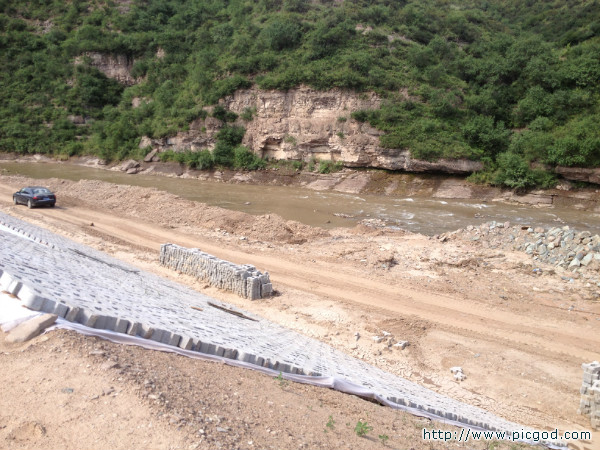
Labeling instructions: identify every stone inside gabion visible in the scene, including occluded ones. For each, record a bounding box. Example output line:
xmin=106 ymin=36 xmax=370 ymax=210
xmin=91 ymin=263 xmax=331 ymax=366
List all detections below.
xmin=159 ymin=243 xmax=272 ymax=300
xmin=579 ymin=361 xmax=600 ymax=430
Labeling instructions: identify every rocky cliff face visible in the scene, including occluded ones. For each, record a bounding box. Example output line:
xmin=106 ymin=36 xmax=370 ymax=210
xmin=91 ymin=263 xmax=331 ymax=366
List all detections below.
xmin=555 ymin=166 xmax=600 ymax=184
xmin=76 ymin=52 xmax=137 ymax=86
xmin=224 ymin=86 xmax=381 ymax=164
xmin=224 ymin=87 xmax=483 ymax=174
xmin=140 ymin=86 xmax=483 ymax=174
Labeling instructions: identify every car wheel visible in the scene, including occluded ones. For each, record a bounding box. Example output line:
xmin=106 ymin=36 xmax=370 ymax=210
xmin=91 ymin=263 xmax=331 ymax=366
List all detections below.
xmin=13 ymin=196 xmax=18 ymax=205
xmin=27 ymin=199 xmax=33 ymax=209
xmin=50 ymin=203 xmax=55 ymax=208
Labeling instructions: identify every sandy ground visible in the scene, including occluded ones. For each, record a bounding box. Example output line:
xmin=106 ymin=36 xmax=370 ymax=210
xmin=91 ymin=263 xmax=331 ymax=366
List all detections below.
xmin=1 ymin=174 xmax=599 ymax=450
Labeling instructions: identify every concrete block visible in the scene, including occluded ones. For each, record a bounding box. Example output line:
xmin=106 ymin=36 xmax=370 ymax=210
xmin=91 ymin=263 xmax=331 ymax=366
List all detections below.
xmin=83 ymin=314 xmax=99 ymax=328
xmin=93 ymin=315 xmax=117 ymax=331
xmin=223 ymin=348 xmax=238 ymax=359
xmin=18 ymin=285 xmax=47 ymax=311
xmin=127 ymin=322 xmax=153 ymax=338
xmin=52 ymin=302 xmax=70 ymax=318
xmin=168 ymin=334 xmax=182 ymax=347
xmin=583 ymin=361 xmax=600 ymax=372
xmin=65 ymin=306 xmax=81 ymax=322
xmin=7 ymin=279 xmax=23 ymax=296
xmin=274 ymin=362 xmax=291 ymax=373
xmin=0 ymin=271 xmax=15 ymax=291
xmin=192 ymin=340 xmax=203 ymax=352
xmin=178 ymin=336 xmax=195 ymax=350
xmin=150 ymin=328 xmax=172 ymax=344
xmin=200 ymin=343 xmax=217 ymax=355
xmin=114 ymin=318 xmax=130 ymax=334
xmin=583 ymin=374 xmax=600 ymax=383
xmin=38 ymin=297 xmax=58 ymax=315
xmin=238 ymin=352 xmax=255 ymax=364
xmin=262 ymin=358 xmax=273 ymax=369
xmin=6 ymin=313 xmax=58 ymax=343
xmin=261 ymin=283 xmax=273 ymax=297
xmin=127 ymin=322 xmax=142 ymax=336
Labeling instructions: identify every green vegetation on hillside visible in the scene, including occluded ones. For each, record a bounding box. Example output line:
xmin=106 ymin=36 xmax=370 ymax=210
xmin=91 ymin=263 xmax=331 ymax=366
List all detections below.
xmin=0 ymin=0 xmax=599 ymax=186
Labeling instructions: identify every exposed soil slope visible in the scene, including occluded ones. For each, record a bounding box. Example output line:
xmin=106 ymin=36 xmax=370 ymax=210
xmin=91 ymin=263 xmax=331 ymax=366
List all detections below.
xmin=1 ymin=174 xmax=599 ymax=450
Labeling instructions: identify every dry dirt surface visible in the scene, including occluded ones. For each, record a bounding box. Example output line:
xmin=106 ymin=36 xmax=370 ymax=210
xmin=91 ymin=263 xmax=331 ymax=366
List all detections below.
xmin=0 ymin=328 xmax=535 ymax=450
xmin=1 ymin=174 xmax=599 ymax=450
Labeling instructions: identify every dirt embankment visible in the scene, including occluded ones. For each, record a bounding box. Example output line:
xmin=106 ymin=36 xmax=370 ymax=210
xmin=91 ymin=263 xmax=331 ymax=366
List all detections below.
xmin=1 ymin=174 xmax=599 ymax=450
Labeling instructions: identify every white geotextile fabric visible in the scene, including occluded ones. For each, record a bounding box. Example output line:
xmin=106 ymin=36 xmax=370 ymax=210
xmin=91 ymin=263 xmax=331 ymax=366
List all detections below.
xmin=0 ymin=291 xmax=43 ymax=332
xmin=0 ymin=292 xmax=565 ymax=449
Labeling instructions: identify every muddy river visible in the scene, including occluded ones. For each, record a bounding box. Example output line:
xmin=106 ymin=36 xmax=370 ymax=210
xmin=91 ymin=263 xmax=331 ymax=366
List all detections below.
xmin=2 ymin=162 xmax=599 ymax=235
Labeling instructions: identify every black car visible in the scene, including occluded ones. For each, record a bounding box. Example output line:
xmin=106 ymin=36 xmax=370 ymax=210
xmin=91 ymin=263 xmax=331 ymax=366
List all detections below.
xmin=13 ymin=186 xmax=56 ymax=208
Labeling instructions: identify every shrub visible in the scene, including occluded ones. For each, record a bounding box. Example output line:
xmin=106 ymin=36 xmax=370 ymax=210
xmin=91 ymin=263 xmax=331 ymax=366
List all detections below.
xmin=189 ymin=150 xmax=214 ymax=170
xmin=493 ymin=152 xmax=534 ymax=189
xmin=493 ymin=152 xmax=556 ymax=190
xmin=216 ymin=125 xmax=245 ymax=147
xmin=467 ymin=170 xmax=494 ymax=185
xmin=234 ymin=146 xmax=266 ymax=170
xmin=212 ymin=141 xmax=235 ymax=166
xmin=462 ymin=116 xmax=510 ymax=157
xmin=508 ymin=130 xmax=553 ymax=162
xmin=317 ymin=159 xmax=343 ymax=174
xmin=284 ymin=135 xmax=297 ymax=145
xmin=240 ymin=107 xmax=256 ymax=121
xmin=212 ymin=105 xmax=238 ymax=123
xmin=354 ymin=421 xmax=373 ymax=437
xmin=261 ymin=18 xmax=302 ymax=51
xmin=351 ymin=110 xmax=370 ymax=122
xmin=546 ymin=115 xmax=600 ymax=167
xmin=158 ymin=150 xmax=185 ymax=163
xmin=513 ymin=86 xmax=553 ymax=126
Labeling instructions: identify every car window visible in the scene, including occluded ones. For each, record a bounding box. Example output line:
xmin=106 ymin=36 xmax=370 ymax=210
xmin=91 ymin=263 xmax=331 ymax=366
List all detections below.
xmin=33 ymin=188 xmax=50 ymax=194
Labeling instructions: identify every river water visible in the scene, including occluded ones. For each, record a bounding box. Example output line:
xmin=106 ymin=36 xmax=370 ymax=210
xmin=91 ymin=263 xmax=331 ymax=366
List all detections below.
xmin=2 ymin=162 xmax=599 ymax=235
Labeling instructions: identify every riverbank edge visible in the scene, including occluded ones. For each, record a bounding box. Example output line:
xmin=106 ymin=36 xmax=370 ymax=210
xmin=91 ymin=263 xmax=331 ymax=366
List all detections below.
xmin=1 ymin=153 xmax=599 ymax=212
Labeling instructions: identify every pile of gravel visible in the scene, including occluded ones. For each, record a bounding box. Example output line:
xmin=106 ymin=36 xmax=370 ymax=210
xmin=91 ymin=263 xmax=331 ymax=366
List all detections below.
xmin=444 ymin=221 xmax=600 ymax=286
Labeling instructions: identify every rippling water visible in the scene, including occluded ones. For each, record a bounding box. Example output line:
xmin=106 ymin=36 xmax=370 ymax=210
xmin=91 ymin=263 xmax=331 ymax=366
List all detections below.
xmin=2 ymin=162 xmax=599 ymax=235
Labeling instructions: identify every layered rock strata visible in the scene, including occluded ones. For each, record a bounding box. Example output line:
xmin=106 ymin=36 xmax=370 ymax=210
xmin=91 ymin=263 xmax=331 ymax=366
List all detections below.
xmin=138 ymin=86 xmax=483 ymax=174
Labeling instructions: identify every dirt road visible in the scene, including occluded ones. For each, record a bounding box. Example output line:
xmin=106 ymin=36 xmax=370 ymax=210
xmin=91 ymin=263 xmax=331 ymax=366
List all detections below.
xmin=1 ymin=175 xmax=599 ymax=448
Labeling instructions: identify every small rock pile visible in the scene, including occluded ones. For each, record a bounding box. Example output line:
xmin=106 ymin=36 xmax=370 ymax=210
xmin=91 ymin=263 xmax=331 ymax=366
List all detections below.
xmin=450 ymin=366 xmax=466 ymax=382
xmin=371 ymin=331 xmax=409 ymax=350
xmin=578 ymin=361 xmax=600 ymax=430
xmin=447 ymin=222 xmax=600 ymax=285
xmin=159 ymin=243 xmax=273 ymax=300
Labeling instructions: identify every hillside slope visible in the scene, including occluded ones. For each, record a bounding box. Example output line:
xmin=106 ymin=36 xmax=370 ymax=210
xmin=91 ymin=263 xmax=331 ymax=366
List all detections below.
xmin=0 ymin=0 xmax=599 ymax=186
